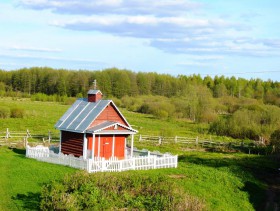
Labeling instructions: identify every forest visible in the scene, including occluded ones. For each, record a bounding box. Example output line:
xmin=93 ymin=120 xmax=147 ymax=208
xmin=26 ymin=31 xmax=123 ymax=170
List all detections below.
xmin=0 ymin=67 xmax=280 ymax=144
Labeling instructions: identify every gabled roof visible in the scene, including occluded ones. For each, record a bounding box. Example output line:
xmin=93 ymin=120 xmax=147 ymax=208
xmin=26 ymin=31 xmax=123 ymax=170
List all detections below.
xmin=87 ymin=89 xmax=102 ymax=95
xmin=55 ymin=98 xmax=133 ymax=133
xmin=86 ymin=121 xmax=137 ymax=134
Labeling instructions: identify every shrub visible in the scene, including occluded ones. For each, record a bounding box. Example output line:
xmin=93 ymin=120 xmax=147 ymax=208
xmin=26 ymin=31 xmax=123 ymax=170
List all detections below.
xmin=110 ymin=97 xmax=122 ymax=107
xmin=138 ymin=103 xmax=150 ymax=114
xmin=154 ymin=109 xmax=169 ymax=119
xmin=0 ymin=106 xmax=10 ymax=118
xmin=40 ymin=171 xmax=204 ymax=211
xmin=270 ymin=129 xmax=280 ymax=153
xmin=121 ymin=96 xmax=143 ymax=111
xmin=10 ymin=107 xmax=25 ymax=118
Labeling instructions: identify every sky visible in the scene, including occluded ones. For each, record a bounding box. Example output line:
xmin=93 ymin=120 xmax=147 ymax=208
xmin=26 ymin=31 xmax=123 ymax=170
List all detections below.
xmin=1 ymin=0 xmax=280 ymax=81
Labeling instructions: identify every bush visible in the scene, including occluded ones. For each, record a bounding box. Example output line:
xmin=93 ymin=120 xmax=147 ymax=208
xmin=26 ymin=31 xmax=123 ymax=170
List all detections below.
xmin=270 ymin=129 xmax=280 ymax=153
xmin=10 ymin=107 xmax=25 ymax=118
xmin=154 ymin=109 xmax=169 ymax=119
xmin=0 ymin=106 xmax=10 ymax=118
xmin=121 ymin=96 xmax=143 ymax=111
xmin=110 ymin=97 xmax=122 ymax=107
xmin=138 ymin=103 xmax=150 ymax=113
xmin=40 ymin=171 xmax=204 ymax=211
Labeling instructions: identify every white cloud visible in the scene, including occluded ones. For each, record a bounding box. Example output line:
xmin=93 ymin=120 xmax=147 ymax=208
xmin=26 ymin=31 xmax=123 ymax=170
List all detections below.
xmin=19 ymin=0 xmax=202 ymax=16
xmin=10 ymin=45 xmax=62 ymax=52
xmin=51 ymin=15 xmax=243 ymax=40
xmin=17 ymin=0 xmax=280 ymax=60
xmin=150 ymin=35 xmax=280 ymax=57
xmin=0 ymin=52 xmax=102 ymax=63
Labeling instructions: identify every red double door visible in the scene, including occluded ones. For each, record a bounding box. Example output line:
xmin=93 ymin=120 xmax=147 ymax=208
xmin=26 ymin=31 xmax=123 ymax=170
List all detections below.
xmin=87 ymin=135 xmax=125 ymax=159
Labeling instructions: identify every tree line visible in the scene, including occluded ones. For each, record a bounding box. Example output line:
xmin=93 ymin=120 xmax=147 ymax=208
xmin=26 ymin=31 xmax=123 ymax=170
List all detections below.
xmin=0 ymin=67 xmax=279 ymax=104
xmin=0 ymin=67 xmax=280 ymax=143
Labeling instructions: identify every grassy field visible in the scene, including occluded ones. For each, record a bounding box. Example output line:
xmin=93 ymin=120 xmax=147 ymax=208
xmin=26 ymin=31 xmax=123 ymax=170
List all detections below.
xmin=0 ymin=97 xmax=279 ymax=210
xmin=0 ymin=97 xmax=243 ymax=142
xmin=0 ymin=146 xmax=278 ymax=210
xmin=0 ymin=147 xmax=76 ymax=210
xmin=0 ymin=97 xmax=67 ymax=137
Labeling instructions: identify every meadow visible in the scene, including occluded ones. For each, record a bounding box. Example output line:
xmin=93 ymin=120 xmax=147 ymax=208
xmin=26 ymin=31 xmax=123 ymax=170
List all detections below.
xmin=1 ymin=145 xmax=278 ymax=210
xmin=0 ymin=97 xmax=279 ymax=210
xmin=0 ymin=97 xmax=243 ymax=142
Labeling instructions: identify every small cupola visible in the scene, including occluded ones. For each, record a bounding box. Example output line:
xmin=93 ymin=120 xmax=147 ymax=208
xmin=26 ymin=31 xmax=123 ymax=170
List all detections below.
xmin=87 ymin=90 xmax=102 ymax=103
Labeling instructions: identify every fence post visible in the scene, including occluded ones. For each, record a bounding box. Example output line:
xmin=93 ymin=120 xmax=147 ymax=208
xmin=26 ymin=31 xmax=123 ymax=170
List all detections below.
xmin=196 ymin=136 xmax=198 ymax=146
xmin=174 ymin=136 xmax=177 ymax=143
xmin=132 ymin=158 xmax=135 ymax=170
xmin=119 ymin=161 xmax=122 ymax=172
xmin=25 ymin=144 xmax=29 ymax=157
xmin=26 ymin=129 xmax=31 ymax=141
xmin=5 ymin=128 xmax=10 ymax=139
xmin=27 ymin=129 xmax=29 ymax=138
xmin=159 ymin=137 xmax=162 ymax=145
xmin=86 ymin=159 xmax=90 ymax=172
xmin=139 ymin=134 xmax=142 ymax=142
xmin=23 ymin=137 xmax=26 ymax=148
xmin=101 ymin=158 xmax=106 ymax=172
xmin=48 ymin=130 xmax=51 ymax=143
xmin=153 ymin=157 xmax=157 ymax=169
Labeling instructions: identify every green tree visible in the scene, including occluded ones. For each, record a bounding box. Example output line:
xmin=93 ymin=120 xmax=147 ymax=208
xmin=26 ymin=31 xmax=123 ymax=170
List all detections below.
xmin=110 ymin=69 xmax=131 ymax=98
xmin=270 ymin=129 xmax=280 ymax=153
xmin=137 ymin=72 xmax=151 ymax=95
xmin=213 ymin=83 xmax=228 ymax=98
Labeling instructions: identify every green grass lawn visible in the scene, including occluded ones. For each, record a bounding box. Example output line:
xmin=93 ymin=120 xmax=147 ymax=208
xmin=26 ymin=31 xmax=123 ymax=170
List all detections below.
xmin=0 ymin=97 xmax=279 ymax=210
xmin=0 ymin=147 xmax=76 ymax=210
xmin=0 ymin=97 xmax=68 ymax=138
xmin=0 ymin=146 xmax=278 ymax=210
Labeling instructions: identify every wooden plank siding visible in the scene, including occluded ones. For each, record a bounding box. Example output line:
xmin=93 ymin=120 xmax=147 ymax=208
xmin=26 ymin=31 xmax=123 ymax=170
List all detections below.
xmin=61 ymin=131 xmax=83 ymax=157
xmin=114 ymin=135 xmax=125 ymax=159
xmin=89 ymin=103 xmax=128 ymax=128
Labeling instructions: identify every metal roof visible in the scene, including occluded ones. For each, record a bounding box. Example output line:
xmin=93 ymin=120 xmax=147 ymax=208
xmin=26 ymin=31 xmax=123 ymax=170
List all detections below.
xmin=55 ymin=98 xmax=135 ymax=133
xmin=87 ymin=89 xmax=102 ymax=95
xmin=55 ymin=98 xmax=110 ymax=132
xmin=86 ymin=121 xmax=137 ymax=134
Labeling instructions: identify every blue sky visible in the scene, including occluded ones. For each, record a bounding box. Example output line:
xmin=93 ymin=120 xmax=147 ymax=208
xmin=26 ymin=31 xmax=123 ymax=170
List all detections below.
xmin=1 ymin=0 xmax=280 ymax=81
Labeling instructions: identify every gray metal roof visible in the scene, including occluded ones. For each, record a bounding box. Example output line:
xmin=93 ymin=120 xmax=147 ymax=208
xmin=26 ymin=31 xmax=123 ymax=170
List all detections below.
xmin=55 ymin=98 xmax=135 ymax=134
xmin=87 ymin=89 xmax=102 ymax=95
xmin=86 ymin=121 xmax=137 ymax=134
xmin=86 ymin=121 xmax=116 ymax=133
xmin=55 ymin=98 xmax=110 ymax=133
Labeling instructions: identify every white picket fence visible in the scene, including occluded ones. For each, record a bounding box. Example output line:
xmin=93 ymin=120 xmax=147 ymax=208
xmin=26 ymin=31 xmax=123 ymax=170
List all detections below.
xmin=26 ymin=145 xmax=88 ymax=170
xmin=26 ymin=146 xmax=178 ymax=173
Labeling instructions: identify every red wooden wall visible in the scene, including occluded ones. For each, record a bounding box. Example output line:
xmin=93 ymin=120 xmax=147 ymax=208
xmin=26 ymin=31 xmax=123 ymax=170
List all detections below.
xmin=88 ymin=93 xmax=102 ymax=102
xmin=61 ymin=131 xmax=83 ymax=157
xmin=89 ymin=103 xmax=128 ymax=128
xmin=114 ymin=135 xmax=125 ymax=159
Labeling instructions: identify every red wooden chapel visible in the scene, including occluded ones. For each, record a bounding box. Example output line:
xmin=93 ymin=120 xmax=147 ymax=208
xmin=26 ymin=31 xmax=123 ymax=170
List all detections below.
xmin=55 ymin=89 xmax=137 ymax=159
